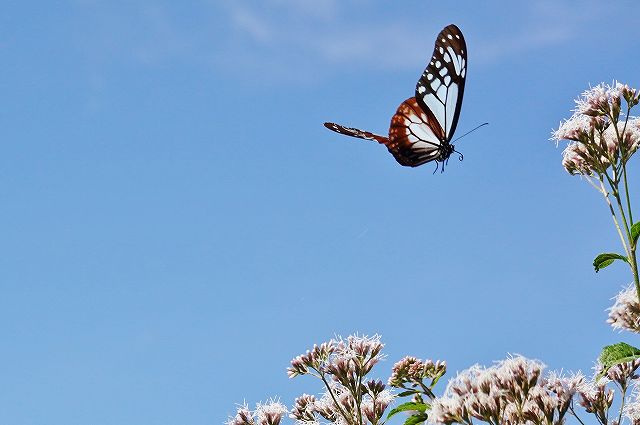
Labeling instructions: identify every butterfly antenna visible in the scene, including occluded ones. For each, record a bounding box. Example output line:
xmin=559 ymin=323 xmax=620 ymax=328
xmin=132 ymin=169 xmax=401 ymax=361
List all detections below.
xmin=452 ymin=122 xmax=489 ymax=144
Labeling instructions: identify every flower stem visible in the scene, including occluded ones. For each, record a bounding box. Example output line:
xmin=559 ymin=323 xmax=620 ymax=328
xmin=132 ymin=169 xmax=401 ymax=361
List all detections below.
xmin=569 ymin=403 xmax=587 ymax=425
xmin=599 ymin=178 xmax=631 ymax=259
xmin=320 ymin=373 xmax=355 ymax=425
xmin=623 ymin=161 xmax=634 ymax=224
xmin=617 ymin=383 xmax=627 ymax=425
xmin=620 ymin=159 xmax=640 ymax=300
xmin=610 ymin=169 xmax=640 ymax=302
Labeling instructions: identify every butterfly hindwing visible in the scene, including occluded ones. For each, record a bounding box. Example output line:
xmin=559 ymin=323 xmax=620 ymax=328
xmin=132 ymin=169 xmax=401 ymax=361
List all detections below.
xmin=415 ymin=24 xmax=467 ymax=141
xmin=323 ymin=122 xmax=389 ymax=145
xmin=387 ymin=97 xmax=447 ymax=167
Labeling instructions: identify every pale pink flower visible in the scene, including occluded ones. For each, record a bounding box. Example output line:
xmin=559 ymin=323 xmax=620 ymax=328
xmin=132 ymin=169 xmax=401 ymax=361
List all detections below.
xmin=255 ymin=400 xmax=288 ymax=425
xmin=574 ymin=83 xmax=622 ymax=117
xmin=361 ymin=389 xmax=394 ymax=424
xmin=624 ymin=389 xmax=640 ymax=425
xmin=388 ymin=356 xmax=447 ymax=387
xmin=290 ymin=394 xmax=317 ymax=423
xmin=552 ymin=114 xmax=592 ymax=143
xmin=428 ymin=396 xmax=469 ymax=425
xmin=577 ymin=378 xmax=614 ymax=424
xmin=553 ymin=82 xmax=640 ymax=175
xmin=227 ymin=403 xmax=256 ymax=425
xmin=428 ymin=356 xmax=577 ymax=425
xmin=558 ymin=131 xmax=611 ymax=176
xmin=288 ymin=342 xmax=337 ymax=378
xmin=608 ymin=284 xmax=640 ymax=333
xmin=622 ymin=117 xmax=640 ymax=156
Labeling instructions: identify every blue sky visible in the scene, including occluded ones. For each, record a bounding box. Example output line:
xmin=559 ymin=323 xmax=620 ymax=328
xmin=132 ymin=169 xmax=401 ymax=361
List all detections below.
xmin=2 ymin=1 xmax=640 ymax=424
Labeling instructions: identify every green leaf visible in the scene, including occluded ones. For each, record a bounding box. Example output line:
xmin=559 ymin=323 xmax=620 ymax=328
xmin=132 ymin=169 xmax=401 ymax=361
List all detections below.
xmin=597 ymin=342 xmax=640 ymax=379
xmin=631 ymin=222 xmax=640 ymax=246
xmin=396 ymin=390 xmax=420 ymax=398
xmin=593 ymin=253 xmax=628 ymax=272
xmin=403 ymin=413 xmax=429 ymax=425
xmin=387 ymin=402 xmax=429 ymax=419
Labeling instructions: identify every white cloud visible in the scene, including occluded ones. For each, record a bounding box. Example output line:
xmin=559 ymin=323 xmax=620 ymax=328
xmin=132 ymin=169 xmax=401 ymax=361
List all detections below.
xmin=72 ymin=0 xmax=638 ymax=85
xmin=268 ymin=0 xmax=339 ymax=20
xmin=474 ymin=0 xmax=613 ymax=65
xmin=229 ymin=6 xmax=273 ymax=43
xmin=313 ymin=24 xmax=429 ymax=70
xmin=216 ymin=0 xmax=433 ymax=82
xmin=475 ymin=27 xmax=572 ymax=65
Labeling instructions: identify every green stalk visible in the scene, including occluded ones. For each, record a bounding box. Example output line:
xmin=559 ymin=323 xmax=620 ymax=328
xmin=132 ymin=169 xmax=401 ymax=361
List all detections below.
xmin=599 ymin=178 xmax=631 ymax=259
xmin=320 ymin=373 xmax=355 ymax=425
xmin=569 ymin=403 xmax=587 ymax=425
xmin=617 ymin=383 xmax=628 ymax=425
xmin=622 ymin=160 xmax=634 ymax=225
xmin=620 ymin=161 xmax=640 ymax=299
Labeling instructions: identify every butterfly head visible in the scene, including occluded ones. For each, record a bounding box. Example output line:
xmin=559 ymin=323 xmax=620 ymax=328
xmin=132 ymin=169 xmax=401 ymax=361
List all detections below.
xmin=439 ymin=142 xmax=456 ymax=162
xmin=436 ymin=143 xmax=463 ymax=173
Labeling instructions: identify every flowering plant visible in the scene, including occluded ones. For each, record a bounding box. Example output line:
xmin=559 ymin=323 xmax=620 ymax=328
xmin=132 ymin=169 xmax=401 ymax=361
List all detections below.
xmin=227 ymin=83 xmax=640 ymax=425
xmin=552 ymin=82 xmax=640 ymax=376
xmin=552 ymin=83 xmax=640 ymax=296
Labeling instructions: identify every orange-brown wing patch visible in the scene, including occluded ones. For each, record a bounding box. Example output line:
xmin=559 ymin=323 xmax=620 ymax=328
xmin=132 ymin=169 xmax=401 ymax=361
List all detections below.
xmin=385 ymin=97 xmax=445 ymax=167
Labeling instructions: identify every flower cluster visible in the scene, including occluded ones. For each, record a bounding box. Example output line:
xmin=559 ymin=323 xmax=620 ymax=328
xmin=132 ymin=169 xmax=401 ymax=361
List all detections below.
xmin=575 ymin=377 xmax=614 ymax=424
xmin=575 ymin=361 xmax=640 ymax=423
xmin=288 ymin=335 xmax=392 ymax=425
xmin=552 ymin=82 xmax=640 ymax=175
xmin=288 ymin=342 xmax=336 ymax=378
xmin=228 ymin=401 xmax=289 ymax=425
xmin=428 ymin=356 xmax=584 ymax=425
xmin=624 ymin=389 xmax=640 ymax=425
xmin=608 ymin=284 xmax=640 ymax=333
xmin=388 ymin=356 xmax=447 ymax=388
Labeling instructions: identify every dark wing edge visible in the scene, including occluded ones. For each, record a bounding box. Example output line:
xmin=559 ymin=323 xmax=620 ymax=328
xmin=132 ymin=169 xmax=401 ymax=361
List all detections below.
xmin=415 ymin=24 xmax=467 ymax=140
xmin=323 ymin=122 xmax=389 ymax=144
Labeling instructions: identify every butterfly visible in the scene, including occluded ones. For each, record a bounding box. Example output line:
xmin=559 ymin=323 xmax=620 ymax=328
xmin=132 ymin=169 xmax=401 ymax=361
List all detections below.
xmin=324 ymin=24 xmax=467 ymax=170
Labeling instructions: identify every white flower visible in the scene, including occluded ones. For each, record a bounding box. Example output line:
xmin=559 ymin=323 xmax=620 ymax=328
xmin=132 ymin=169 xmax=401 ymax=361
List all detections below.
xmin=608 ymin=284 xmax=640 ymax=333
xmin=624 ymin=388 xmax=640 ymax=424
xmin=574 ymin=83 xmax=614 ymax=116
xmin=375 ymin=389 xmax=394 ymax=406
xmin=255 ymin=399 xmax=288 ymax=425
xmin=552 ymin=114 xmax=592 ymax=143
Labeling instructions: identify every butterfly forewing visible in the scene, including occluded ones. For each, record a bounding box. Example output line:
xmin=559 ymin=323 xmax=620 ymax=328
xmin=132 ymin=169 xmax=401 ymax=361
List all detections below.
xmin=415 ymin=24 xmax=467 ymax=141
